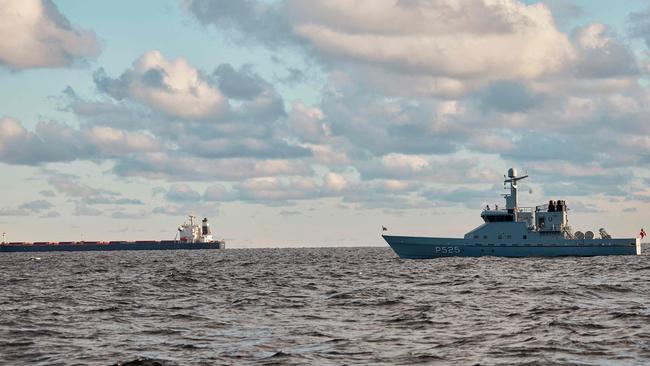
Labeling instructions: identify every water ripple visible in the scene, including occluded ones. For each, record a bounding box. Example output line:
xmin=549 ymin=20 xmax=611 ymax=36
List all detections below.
xmin=1 ymin=246 xmax=650 ymax=365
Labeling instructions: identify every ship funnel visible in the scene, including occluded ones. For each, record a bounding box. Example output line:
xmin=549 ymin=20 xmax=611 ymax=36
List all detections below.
xmin=201 ymin=218 xmax=210 ymax=235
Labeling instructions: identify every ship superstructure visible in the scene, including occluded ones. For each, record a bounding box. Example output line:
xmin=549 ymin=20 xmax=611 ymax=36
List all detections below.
xmin=383 ymin=168 xmax=641 ymax=259
xmin=0 ymin=215 xmax=225 ymax=253
xmin=178 ymin=215 xmax=217 ymax=243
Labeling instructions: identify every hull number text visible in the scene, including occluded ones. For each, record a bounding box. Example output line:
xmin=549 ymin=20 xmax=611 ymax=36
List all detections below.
xmin=435 ymin=246 xmax=461 ymax=255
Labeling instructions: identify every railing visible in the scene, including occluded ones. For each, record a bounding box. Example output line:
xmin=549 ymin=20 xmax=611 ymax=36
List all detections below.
xmin=481 ymin=209 xmax=509 ymax=215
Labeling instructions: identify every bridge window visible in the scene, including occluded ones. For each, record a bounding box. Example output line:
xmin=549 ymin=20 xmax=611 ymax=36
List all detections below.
xmin=473 ymin=235 xmax=479 ymax=239
xmin=484 ymin=214 xmax=515 ymax=222
xmin=523 ymin=235 xmax=527 ymax=240
xmin=483 ymin=235 xmax=488 ymax=239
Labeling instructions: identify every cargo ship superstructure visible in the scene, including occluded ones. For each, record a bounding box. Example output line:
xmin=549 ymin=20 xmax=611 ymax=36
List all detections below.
xmin=0 ymin=215 xmax=225 ymax=253
xmin=383 ymin=169 xmax=641 ymax=259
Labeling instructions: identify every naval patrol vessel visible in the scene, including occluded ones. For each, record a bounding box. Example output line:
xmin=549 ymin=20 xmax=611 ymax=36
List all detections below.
xmin=383 ymin=168 xmax=641 ymax=259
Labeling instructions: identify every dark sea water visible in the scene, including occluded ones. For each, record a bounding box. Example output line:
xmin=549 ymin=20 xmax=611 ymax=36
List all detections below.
xmin=1 ymin=246 xmax=650 ymax=366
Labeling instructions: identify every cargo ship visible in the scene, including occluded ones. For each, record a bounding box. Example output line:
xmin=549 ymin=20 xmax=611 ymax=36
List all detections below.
xmin=0 ymin=215 xmax=225 ymax=252
xmin=383 ymin=168 xmax=642 ymax=259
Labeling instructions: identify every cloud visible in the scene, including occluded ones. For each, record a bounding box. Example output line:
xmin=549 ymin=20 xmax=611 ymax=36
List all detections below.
xmin=286 ymin=101 xmax=331 ymax=143
xmin=40 ymin=211 xmax=61 ymax=218
xmin=0 ymin=199 xmax=55 ymax=216
xmin=47 ymin=173 xmax=143 ymax=206
xmin=82 ymin=126 xmax=160 ymax=156
xmin=0 ymin=0 xmax=100 ymax=69
xmin=279 ymin=210 xmax=301 ymax=217
xmin=151 ymin=202 xmax=218 ymax=217
xmin=204 ymin=184 xmax=237 ymax=201
xmin=0 ymin=117 xmax=85 ymax=164
xmin=277 ymin=67 xmax=306 ymax=85
xmin=185 ymin=0 xmax=292 ymax=47
xmin=3 ymin=1 xmax=648 ymax=215
xmin=187 ymin=0 xmax=575 ymax=95
xmin=19 ymin=200 xmax=54 ymax=210
xmin=357 ymin=154 xmax=500 ymax=184
xmin=213 ymin=63 xmax=264 ymax=100
xmin=543 ymin=0 xmax=584 ymax=24
xmin=83 ymin=54 xmax=303 ymax=163
xmin=73 ymin=203 xmax=102 ymax=216
xmin=320 ymin=83 xmax=462 ymax=155
xmin=111 ymin=210 xmax=147 ymax=219
xmin=323 ymin=172 xmax=347 ymax=192
xmin=479 ymin=80 xmax=542 ymax=113
xmin=112 ymin=154 xmax=312 ymax=181
xmin=94 ymin=51 xmax=228 ymax=120
xmin=236 ymin=176 xmax=319 ymax=202
xmin=166 ymin=184 xmax=202 ymax=202
xmin=627 ymin=6 xmax=650 ymax=49
xmin=293 ymin=1 xmax=572 ymax=80
xmin=178 ymin=134 xmax=308 ymax=159
xmin=0 ymin=117 xmax=161 ymax=165
xmin=423 ymin=186 xmax=499 ymax=209
xmin=0 ymin=207 xmax=30 ymax=216
xmin=572 ymin=24 xmax=638 ymax=78
xmin=381 ymin=154 xmax=429 ymax=173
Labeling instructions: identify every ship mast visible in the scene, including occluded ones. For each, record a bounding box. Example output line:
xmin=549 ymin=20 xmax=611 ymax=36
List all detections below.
xmin=503 ymin=168 xmax=528 ymax=213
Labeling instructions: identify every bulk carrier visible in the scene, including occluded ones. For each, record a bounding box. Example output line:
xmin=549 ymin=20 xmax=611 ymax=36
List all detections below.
xmin=0 ymin=215 xmax=225 ymax=253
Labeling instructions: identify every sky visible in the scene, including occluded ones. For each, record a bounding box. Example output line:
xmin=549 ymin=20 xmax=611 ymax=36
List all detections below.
xmin=0 ymin=0 xmax=649 ymax=247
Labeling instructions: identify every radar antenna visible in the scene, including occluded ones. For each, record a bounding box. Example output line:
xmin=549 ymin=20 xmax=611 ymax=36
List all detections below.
xmin=503 ymin=168 xmax=528 ymax=211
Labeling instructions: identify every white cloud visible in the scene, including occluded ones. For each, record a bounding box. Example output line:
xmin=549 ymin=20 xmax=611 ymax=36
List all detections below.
xmin=577 ymin=23 xmax=609 ymax=49
xmin=237 ymin=177 xmax=318 ymax=201
xmin=287 ymin=101 xmax=330 ymax=143
xmin=381 ymin=153 xmax=429 ymax=173
xmin=82 ymin=126 xmax=160 ymax=155
xmin=0 ymin=117 xmax=162 ymax=165
xmin=133 ymin=51 xmax=228 ymax=119
xmin=287 ymin=0 xmax=574 ymax=84
xmin=323 ymin=172 xmax=347 ymax=192
xmin=95 ymin=51 xmax=228 ymax=120
xmin=113 ymin=153 xmax=312 ymax=181
xmin=0 ymin=0 xmax=100 ymax=69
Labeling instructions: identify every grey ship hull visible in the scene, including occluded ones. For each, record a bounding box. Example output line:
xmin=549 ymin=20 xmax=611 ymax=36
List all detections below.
xmin=383 ymin=235 xmax=640 ymax=259
xmin=0 ymin=241 xmax=225 ymax=253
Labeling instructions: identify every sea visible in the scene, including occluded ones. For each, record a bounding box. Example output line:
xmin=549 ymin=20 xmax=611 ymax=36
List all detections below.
xmin=1 ymin=246 xmax=650 ymax=366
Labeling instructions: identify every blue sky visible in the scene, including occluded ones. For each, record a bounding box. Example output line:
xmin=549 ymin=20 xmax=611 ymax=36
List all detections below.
xmin=1 ymin=0 xmax=649 ymax=246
